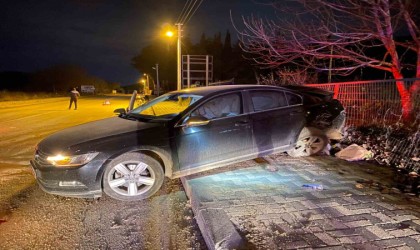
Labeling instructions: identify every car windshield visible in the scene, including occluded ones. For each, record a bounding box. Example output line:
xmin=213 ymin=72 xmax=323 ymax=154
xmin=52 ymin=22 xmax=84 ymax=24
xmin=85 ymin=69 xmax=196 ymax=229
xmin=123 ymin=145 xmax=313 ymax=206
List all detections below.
xmin=129 ymin=93 xmax=203 ymax=119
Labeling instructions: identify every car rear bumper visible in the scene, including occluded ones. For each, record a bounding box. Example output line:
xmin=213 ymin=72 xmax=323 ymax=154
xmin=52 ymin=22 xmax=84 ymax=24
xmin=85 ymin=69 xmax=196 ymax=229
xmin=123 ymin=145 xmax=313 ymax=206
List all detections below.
xmin=30 ymin=160 xmax=102 ymax=199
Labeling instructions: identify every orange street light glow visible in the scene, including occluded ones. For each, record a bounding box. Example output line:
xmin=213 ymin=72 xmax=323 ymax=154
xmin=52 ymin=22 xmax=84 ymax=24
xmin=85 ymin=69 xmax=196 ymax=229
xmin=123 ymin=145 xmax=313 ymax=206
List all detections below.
xmin=165 ymin=31 xmax=174 ymax=37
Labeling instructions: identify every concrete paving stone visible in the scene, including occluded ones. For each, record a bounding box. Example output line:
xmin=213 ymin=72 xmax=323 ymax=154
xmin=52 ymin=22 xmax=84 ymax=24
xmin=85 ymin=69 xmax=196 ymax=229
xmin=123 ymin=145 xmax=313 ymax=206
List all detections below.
xmin=199 ymin=200 xmax=235 ymax=209
xmin=393 ymin=245 xmax=414 ymax=250
xmin=341 ymin=196 xmax=361 ymax=204
xmin=307 ymin=213 xmax=329 ymax=221
xmin=364 ymin=225 xmax=394 ymax=240
xmin=321 ymin=190 xmax=357 ymax=198
xmin=398 ymin=236 xmax=420 ymax=249
xmin=313 ymin=232 xmax=342 ymax=246
xmin=311 ymin=218 xmax=349 ymax=231
xmin=306 ymin=191 xmax=328 ymax=199
xmin=309 ymin=226 xmax=324 ymax=233
xmin=376 ymin=201 xmax=400 ymax=211
xmin=319 ymin=207 xmax=346 ymax=218
xmin=299 ymin=200 xmax=320 ymax=210
xmin=318 ymin=201 xmax=342 ymax=208
xmin=254 ymin=213 xmax=284 ymax=222
xmin=389 ymin=228 xmax=420 ymax=238
xmin=195 ymin=208 xmax=246 ymax=250
xmin=340 ymin=214 xmax=372 ymax=223
xmin=310 ymin=197 xmax=344 ymax=205
xmin=282 ymin=194 xmax=311 ymax=202
xmin=300 ymin=233 xmax=329 ymax=248
xmin=346 ymin=242 xmax=384 ymax=250
xmin=379 ymin=222 xmax=411 ymax=231
xmin=307 ymin=169 xmax=330 ymax=176
xmin=354 ymin=227 xmax=387 ymax=241
xmin=290 ymin=201 xmax=311 ymax=211
xmin=343 ymin=207 xmax=377 ymax=216
xmin=327 ymin=228 xmax=359 ymax=237
xmin=360 ymin=214 xmax=385 ymax=224
xmin=279 ymin=213 xmax=300 ymax=225
xmin=374 ymin=238 xmax=407 ymax=248
xmin=283 ymin=240 xmax=311 ymax=250
xmin=315 ymin=246 xmax=348 ymax=250
xmin=382 ymin=194 xmax=405 ymax=202
xmin=338 ymin=235 xmax=368 ymax=244
xmin=394 ymin=215 xmax=420 ymax=223
xmin=348 ymin=189 xmax=368 ymax=196
xmin=405 ymin=220 xmax=420 ymax=233
xmin=344 ymin=219 xmax=373 ymax=228
xmin=344 ymin=202 xmax=380 ymax=210
xmin=412 ymin=234 xmax=420 ymax=241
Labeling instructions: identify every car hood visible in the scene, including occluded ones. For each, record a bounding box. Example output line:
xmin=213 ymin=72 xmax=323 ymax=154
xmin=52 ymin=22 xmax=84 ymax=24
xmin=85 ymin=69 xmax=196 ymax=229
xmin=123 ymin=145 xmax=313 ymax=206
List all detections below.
xmin=39 ymin=117 xmax=160 ymax=153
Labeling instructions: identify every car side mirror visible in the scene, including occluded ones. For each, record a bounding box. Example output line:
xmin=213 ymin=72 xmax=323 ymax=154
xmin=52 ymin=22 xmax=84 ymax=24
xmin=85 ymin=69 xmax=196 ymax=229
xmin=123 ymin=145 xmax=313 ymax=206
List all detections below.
xmin=114 ymin=108 xmax=126 ymax=115
xmin=184 ymin=116 xmax=210 ymax=127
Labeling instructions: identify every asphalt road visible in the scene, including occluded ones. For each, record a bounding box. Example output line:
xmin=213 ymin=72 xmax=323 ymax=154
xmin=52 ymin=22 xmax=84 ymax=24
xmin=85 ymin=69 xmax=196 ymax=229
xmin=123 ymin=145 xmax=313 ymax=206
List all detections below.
xmin=0 ymin=95 xmax=206 ymax=250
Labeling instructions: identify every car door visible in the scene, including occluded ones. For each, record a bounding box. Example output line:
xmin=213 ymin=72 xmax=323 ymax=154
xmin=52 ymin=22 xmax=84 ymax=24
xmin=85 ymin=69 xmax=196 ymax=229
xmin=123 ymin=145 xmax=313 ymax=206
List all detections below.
xmin=248 ymin=90 xmax=305 ymax=156
xmin=174 ymin=92 xmax=254 ymax=171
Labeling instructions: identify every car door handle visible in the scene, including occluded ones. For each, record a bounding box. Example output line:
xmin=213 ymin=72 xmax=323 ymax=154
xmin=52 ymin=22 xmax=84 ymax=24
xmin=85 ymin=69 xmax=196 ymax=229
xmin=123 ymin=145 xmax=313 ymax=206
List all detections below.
xmin=235 ymin=121 xmax=249 ymax=127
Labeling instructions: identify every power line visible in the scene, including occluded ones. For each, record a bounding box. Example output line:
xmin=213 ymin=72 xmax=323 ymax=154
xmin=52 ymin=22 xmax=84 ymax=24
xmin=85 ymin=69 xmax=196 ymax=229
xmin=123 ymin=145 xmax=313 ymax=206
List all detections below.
xmin=184 ymin=0 xmax=204 ymax=25
xmin=177 ymin=0 xmax=197 ymax=24
xmin=176 ymin=0 xmax=193 ymax=24
xmin=178 ymin=0 xmax=203 ymax=25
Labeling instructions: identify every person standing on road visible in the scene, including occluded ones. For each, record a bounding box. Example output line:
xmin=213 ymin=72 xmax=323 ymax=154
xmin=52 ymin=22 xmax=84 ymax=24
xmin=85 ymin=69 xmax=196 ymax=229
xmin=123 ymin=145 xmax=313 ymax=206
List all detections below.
xmin=69 ymin=87 xmax=80 ymax=110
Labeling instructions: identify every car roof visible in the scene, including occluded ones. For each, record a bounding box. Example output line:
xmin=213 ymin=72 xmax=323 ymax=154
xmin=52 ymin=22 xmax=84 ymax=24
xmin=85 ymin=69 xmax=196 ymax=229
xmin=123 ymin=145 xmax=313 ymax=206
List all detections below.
xmin=173 ymin=84 xmax=286 ymax=96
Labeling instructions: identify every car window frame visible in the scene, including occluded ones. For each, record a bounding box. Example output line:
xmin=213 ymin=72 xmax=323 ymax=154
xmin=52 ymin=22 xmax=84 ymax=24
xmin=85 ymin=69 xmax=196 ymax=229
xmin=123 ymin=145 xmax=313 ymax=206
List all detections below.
xmin=248 ymin=90 xmax=289 ymax=113
xmin=284 ymin=91 xmax=303 ymax=107
xmin=175 ymin=91 xmax=246 ymax=127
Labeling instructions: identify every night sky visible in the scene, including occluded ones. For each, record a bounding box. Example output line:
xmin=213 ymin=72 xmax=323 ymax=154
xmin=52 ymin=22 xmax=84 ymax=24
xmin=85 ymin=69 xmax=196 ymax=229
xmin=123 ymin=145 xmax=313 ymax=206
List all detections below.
xmin=0 ymin=0 xmax=275 ymax=85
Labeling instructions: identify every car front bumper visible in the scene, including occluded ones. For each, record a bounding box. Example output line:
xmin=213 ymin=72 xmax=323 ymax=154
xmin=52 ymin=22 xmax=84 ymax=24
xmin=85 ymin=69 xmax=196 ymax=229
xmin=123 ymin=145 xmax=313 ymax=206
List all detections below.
xmin=30 ymin=159 xmax=103 ymax=199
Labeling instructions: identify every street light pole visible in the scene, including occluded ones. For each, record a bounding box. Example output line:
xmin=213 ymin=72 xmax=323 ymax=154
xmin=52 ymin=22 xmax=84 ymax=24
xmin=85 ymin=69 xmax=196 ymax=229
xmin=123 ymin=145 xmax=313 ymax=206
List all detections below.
xmin=176 ymin=23 xmax=182 ymax=91
xmin=143 ymin=73 xmax=150 ymax=95
xmin=153 ymin=64 xmax=160 ymax=96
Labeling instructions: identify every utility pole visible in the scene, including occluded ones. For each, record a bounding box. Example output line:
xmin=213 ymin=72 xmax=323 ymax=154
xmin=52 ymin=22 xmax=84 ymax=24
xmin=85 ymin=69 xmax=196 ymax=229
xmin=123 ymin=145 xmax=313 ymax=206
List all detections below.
xmin=176 ymin=23 xmax=182 ymax=90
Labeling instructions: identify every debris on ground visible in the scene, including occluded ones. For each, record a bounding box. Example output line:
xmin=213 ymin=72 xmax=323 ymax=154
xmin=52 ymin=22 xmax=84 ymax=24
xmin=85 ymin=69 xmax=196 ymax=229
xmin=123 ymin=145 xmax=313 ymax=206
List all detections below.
xmin=335 ymin=144 xmax=373 ymax=161
xmin=301 ymin=184 xmax=324 ymax=190
xmin=330 ymin=125 xmax=419 ymax=196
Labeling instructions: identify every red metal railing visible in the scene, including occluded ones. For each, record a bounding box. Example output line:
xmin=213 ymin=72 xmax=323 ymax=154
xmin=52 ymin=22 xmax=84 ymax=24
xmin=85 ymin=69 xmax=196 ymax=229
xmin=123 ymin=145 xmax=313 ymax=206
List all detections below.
xmin=307 ymin=78 xmax=420 ymax=127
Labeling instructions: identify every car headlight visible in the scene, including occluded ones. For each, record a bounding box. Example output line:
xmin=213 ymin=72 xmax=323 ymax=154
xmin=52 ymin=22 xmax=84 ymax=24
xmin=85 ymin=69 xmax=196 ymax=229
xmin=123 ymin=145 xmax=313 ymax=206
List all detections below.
xmin=46 ymin=152 xmax=99 ymax=167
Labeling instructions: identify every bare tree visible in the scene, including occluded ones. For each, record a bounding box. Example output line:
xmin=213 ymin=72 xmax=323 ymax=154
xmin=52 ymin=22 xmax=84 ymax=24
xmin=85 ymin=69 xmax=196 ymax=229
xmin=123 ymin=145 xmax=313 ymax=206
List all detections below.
xmin=237 ymin=0 xmax=419 ymax=120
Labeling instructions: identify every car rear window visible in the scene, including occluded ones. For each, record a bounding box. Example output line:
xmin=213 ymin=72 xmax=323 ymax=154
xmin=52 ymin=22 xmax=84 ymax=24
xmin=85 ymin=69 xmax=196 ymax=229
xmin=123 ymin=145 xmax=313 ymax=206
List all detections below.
xmin=285 ymin=92 xmax=303 ymax=106
xmin=250 ymin=91 xmax=287 ymax=111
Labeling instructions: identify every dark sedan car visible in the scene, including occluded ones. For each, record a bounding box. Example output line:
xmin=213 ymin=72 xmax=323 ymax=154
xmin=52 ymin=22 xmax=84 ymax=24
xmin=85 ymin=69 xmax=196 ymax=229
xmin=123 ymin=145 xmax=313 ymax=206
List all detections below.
xmin=31 ymin=85 xmax=345 ymax=201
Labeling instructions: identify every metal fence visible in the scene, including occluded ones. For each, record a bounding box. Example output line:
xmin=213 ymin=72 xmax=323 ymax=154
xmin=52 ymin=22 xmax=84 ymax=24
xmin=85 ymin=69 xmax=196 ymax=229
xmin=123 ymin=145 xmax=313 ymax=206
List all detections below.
xmin=307 ymin=79 xmax=420 ymax=172
xmin=307 ymin=78 xmax=420 ymax=127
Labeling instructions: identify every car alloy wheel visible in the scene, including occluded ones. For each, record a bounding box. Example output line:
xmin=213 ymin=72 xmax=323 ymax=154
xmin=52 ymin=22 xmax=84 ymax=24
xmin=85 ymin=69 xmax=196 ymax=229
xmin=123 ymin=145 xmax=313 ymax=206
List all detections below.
xmin=103 ymin=152 xmax=164 ymax=201
xmin=288 ymin=127 xmax=328 ymax=157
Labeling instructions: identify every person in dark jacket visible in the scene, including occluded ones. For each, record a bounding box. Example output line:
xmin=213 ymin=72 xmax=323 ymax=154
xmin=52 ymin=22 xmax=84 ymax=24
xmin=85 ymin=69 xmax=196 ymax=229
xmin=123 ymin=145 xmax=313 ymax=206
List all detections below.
xmin=69 ymin=88 xmax=80 ymax=110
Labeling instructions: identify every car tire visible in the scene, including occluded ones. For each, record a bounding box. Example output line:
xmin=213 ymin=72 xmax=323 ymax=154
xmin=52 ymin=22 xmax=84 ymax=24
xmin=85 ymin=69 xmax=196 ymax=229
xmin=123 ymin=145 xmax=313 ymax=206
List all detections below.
xmin=103 ymin=152 xmax=164 ymax=201
xmin=287 ymin=127 xmax=328 ymax=157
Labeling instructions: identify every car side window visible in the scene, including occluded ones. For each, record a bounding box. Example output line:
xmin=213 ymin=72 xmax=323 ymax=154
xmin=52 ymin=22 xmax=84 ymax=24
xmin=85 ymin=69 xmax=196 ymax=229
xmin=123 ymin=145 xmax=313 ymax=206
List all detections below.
xmin=250 ymin=91 xmax=287 ymax=111
xmin=191 ymin=93 xmax=242 ymax=120
xmin=285 ymin=92 xmax=303 ymax=106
